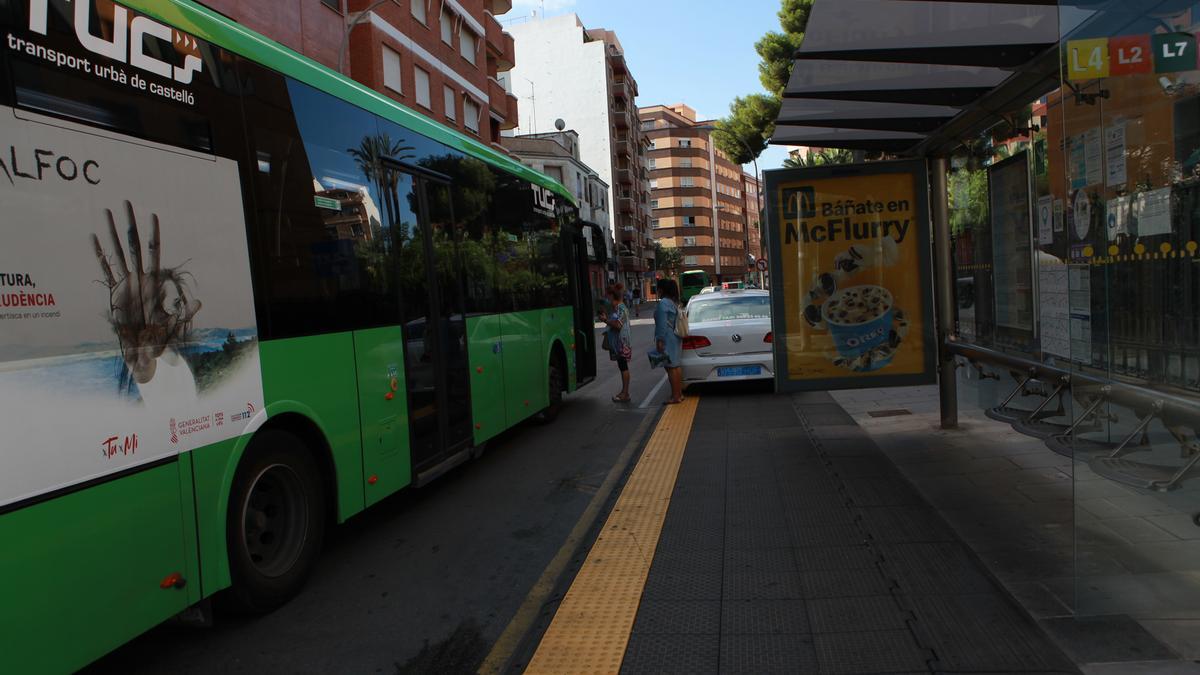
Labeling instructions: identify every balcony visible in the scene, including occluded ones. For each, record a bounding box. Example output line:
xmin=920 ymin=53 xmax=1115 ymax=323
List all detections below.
xmin=487 ymin=77 xmax=507 ymax=117
xmin=502 ymin=92 xmax=519 ymax=130
xmin=618 ymin=196 xmax=635 ymax=214
xmin=619 ymin=254 xmax=644 ymax=272
xmin=490 ymin=0 xmax=513 ymax=14
xmin=615 ymin=167 xmax=633 ymax=185
xmin=613 ymin=134 xmax=633 ymax=158
xmin=484 ymin=15 xmax=515 ymax=71
xmin=609 ymin=49 xmax=628 ymax=75
xmin=613 ymin=106 xmax=630 ymax=129
xmin=612 ymin=77 xmax=631 ymax=101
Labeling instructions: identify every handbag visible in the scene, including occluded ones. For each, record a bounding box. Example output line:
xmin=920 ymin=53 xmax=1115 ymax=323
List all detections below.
xmin=673 ymin=303 xmax=689 ymax=338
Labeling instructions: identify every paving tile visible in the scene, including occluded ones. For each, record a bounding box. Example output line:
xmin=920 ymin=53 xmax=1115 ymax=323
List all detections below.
xmin=1145 ymin=514 xmax=1200 ymax=540
xmin=800 ymin=568 xmax=894 ymax=599
xmin=909 ymin=594 xmax=1076 ymax=672
xmin=720 ymin=598 xmax=810 ymax=634
xmin=1140 ymin=619 xmax=1200 ymax=660
xmin=620 ymin=633 xmax=718 ymax=675
xmin=826 ymin=457 xmax=894 ymax=478
xmin=1006 ymin=451 xmax=1075 ymax=470
xmin=813 ymin=629 xmax=931 ymax=674
xmin=723 ymin=547 xmax=797 ymax=575
xmin=790 ymin=522 xmax=871 ymax=547
xmin=858 ymin=507 xmax=957 ymax=543
xmin=880 ymin=542 xmax=997 ymax=595
xmin=650 ymin=549 xmax=723 ymax=576
xmin=640 ymin=571 xmax=723 ymax=600
xmin=794 ymin=545 xmax=880 ymax=572
xmin=1099 ymin=518 xmax=1180 ymax=544
xmin=1015 ymin=481 xmax=1075 ymax=503
xmin=1006 ymin=580 xmax=1076 ymax=619
xmin=719 ymin=633 xmax=818 ymax=674
xmin=725 ymin=526 xmax=791 ymax=549
xmin=723 ymin=570 xmax=805 ymax=600
xmin=807 ymin=595 xmax=910 ymax=633
xmin=808 ymin=424 xmax=871 ymax=441
xmin=841 ymin=476 xmax=925 ymax=506
xmin=630 ymin=600 xmax=721 ymax=634
xmin=1040 ymin=614 xmax=1178 ymax=664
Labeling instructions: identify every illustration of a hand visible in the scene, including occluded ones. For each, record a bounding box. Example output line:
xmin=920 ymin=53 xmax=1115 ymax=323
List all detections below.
xmin=92 ymin=201 xmax=201 ymax=384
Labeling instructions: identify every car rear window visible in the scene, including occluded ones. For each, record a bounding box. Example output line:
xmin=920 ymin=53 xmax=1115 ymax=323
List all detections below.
xmin=688 ymin=296 xmax=771 ymax=322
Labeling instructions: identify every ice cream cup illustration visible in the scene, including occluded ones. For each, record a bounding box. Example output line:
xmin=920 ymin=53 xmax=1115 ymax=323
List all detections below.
xmin=821 ymin=285 xmax=895 ymax=371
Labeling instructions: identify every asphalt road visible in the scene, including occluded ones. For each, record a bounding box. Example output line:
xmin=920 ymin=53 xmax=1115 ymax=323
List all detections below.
xmin=87 ymin=316 xmax=665 ymax=675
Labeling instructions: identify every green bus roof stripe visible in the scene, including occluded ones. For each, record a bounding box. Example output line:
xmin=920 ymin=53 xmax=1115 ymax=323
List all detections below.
xmin=118 ymin=0 xmax=576 ymax=205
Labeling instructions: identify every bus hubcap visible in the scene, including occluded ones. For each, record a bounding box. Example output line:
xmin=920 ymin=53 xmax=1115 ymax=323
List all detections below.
xmin=242 ymin=464 xmax=308 ymax=578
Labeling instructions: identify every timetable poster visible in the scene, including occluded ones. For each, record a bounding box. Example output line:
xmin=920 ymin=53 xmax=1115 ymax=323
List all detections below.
xmin=988 ymin=153 xmax=1036 ymax=346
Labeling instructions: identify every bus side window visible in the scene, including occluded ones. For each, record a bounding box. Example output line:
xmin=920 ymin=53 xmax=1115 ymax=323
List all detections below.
xmin=241 ymin=69 xmax=405 ymax=338
xmin=491 ymin=168 xmax=536 ymax=313
xmin=414 ymin=154 xmax=498 ymax=316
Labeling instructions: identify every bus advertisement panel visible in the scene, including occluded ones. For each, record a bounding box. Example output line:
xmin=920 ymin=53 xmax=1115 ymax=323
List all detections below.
xmin=0 ymin=107 xmax=264 ymax=509
xmin=765 ymin=160 xmax=936 ymax=392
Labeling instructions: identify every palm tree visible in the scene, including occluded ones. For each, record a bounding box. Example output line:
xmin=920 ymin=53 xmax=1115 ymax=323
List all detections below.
xmin=348 ymin=133 xmax=415 ymax=237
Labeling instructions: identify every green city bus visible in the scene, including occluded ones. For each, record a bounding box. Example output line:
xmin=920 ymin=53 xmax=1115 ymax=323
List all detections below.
xmin=679 ymin=269 xmax=710 ymax=304
xmin=0 ymin=0 xmax=597 ymax=670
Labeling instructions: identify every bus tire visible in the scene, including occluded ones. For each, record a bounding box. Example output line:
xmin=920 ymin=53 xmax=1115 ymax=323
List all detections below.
xmin=223 ymin=429 xmax=326 ymax=614
xmin=536 ymin=352 xmax=566 ymax=424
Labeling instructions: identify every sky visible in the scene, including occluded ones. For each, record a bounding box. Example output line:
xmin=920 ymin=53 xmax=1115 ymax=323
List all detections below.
xmin=503 ymin=0 xmax=794 ymax=175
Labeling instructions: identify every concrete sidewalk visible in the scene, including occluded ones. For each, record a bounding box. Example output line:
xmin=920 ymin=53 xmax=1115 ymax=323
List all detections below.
xmin=616 ymin=390 xmax=1077 ymax=674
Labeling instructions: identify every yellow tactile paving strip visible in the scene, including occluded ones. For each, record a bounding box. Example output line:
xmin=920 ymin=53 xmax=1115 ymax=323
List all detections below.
xmin=524 ymin=396 xmax=699 ymax=675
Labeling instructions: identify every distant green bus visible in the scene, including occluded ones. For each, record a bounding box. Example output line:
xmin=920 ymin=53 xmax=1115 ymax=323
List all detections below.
xmin=680 ymin=269 xmax=710 ymax=303
xmin=0 ymin=1 xmax=597 ymax=671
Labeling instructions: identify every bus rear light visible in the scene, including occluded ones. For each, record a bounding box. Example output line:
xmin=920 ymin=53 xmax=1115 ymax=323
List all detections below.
xmin=764 ymin=332 xmax=773 ymax=343
xmin=683 ymin=336 xmax=711 ymax=350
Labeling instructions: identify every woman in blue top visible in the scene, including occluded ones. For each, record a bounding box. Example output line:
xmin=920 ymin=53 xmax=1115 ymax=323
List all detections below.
xmin=654 ymin=278 xmax=685 ymax=404
xmin=603 ymin=283 xmax=633 ymax=402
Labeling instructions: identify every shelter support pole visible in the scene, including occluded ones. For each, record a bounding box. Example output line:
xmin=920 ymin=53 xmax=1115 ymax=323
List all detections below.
xmin=931 ymin=157 xmax=958 ymax=429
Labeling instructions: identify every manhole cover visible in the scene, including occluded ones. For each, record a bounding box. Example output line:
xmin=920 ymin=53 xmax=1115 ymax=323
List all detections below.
xmin=867 ymin=409 xmax=912 ymax=418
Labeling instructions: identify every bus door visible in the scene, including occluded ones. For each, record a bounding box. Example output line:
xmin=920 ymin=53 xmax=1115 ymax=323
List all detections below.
xmin=566 ymin=225 xmax=597 ymax=385
xmin=382 ymin=164 xmax=472 ymax=480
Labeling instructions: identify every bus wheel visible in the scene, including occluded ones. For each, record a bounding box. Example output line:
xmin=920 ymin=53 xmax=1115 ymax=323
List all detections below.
xmin=537 ymin=354 xmax=566 ymax=424
xmin=224 ymin=430 xmax=326 ymax=613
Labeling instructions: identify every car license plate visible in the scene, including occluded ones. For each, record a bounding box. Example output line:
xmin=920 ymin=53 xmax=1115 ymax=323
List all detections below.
xmin=717 ymin=365 xmax=762 ymax=377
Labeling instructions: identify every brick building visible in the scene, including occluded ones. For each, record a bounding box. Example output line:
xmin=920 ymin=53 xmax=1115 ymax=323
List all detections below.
xmin=640 ymin=103 xmax=752 ymax=284
xmin=196 ymin=0 xmax=519 ymax=148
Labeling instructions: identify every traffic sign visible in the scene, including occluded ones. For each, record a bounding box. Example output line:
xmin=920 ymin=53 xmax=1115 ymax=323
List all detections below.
xmin=756 ymin=258 xmax=769 ymax=272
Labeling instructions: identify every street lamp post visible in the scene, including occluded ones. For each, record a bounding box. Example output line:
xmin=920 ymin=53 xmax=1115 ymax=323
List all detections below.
xmin=338 ymin=0 xmax=396 ymax=76
xmin=696 ymin=124 xmax=764 ymax=285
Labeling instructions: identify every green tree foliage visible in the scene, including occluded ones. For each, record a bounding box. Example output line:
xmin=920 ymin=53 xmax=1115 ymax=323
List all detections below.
xmin=713 ymin=95 xmax=781 ymax=165
xmin=782 ymin=148 xmax=854 ymax=168
xmin=654 ymin=242 xmax=684 ymax=278
xmin=714 ymin=0 xmax=814 ymax=166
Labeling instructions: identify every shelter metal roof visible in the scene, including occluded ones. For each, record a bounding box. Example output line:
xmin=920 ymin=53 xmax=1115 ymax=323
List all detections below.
xmin=770 ymin=0 xmax=1097 ymax=155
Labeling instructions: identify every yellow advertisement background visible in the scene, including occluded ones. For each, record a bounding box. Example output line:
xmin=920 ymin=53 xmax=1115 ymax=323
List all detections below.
xmin=778 ymin=172 xmax=927 ymax=380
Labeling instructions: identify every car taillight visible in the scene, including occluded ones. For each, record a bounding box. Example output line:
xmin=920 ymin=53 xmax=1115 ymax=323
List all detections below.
xmin=764 ymin=332 xmax=773 ymax=343
xmin=682 ymin=335 xmax=711 ymax=350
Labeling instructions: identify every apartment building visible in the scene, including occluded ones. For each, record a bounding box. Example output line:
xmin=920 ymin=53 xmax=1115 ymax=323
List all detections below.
xmin=640 ymin=103 xmax=751 ymax=284
xmin=501 ymin=129 xmax=613 ymax=297
xmin=196 ymin=0 xmax=519 ymax=147
xmin=505 ymin=14 xmax=653 ymax=297
xmin=744 ymin=171 xmax=762 ymax=267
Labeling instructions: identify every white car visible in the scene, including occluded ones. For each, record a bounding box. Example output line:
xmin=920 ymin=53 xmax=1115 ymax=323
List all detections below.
xmin=680 ymin=289 xmax=774 ymax=383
